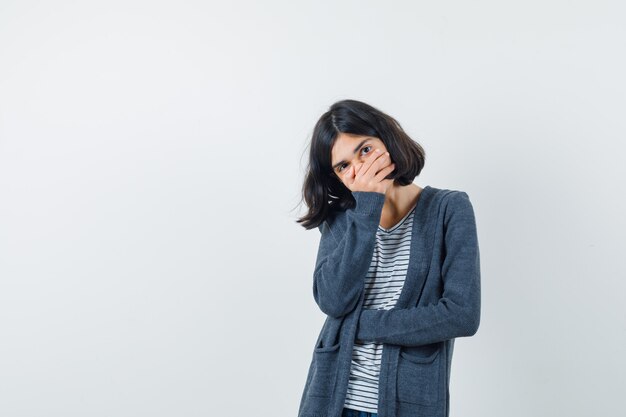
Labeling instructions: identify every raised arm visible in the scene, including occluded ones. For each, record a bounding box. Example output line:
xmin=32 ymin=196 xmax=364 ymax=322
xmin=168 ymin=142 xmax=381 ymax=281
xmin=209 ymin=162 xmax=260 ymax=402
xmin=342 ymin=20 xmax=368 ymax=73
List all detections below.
xmin=355 ymin=191 xmax=481 ymax=346
xmin=313 ymin=191 xmax=386 ymax=318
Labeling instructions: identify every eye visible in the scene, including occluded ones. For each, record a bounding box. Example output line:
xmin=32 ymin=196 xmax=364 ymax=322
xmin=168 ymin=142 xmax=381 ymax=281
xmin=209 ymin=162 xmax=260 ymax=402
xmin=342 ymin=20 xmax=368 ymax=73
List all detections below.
xmin=337 ymin=145 xmax=373 ymax=173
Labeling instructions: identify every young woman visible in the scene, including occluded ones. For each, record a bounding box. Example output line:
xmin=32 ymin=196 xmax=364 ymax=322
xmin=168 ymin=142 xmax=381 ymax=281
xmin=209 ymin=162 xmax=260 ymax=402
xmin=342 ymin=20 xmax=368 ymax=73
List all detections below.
xmin=296 ymin=99 xmax=481 ymax=417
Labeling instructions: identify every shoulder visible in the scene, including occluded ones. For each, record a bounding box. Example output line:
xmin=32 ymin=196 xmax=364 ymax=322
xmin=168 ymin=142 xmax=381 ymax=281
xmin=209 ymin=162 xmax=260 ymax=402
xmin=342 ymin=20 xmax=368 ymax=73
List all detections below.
xmin=316 ymin=203 xmax=348 ymax=239
xmin=317 ymin=211 xmax=340 ymax=242
xmin=439 ymin=189 xmax=476 ymax=226
xmin=425 ymin=186 xmax=475 ymax=222
xmin=427 ymin=186 xmax=471 ymax=205
xmin=443 ymin=189 xmax=472 ymax=208
xmin=421 ymin=186 xmax=470 ymax=209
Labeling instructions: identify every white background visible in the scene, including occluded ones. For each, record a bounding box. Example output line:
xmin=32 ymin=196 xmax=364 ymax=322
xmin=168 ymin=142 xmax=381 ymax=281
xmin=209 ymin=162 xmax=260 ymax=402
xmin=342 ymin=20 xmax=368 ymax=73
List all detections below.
xmin=1 ymin=1 xmax=624 ymax=416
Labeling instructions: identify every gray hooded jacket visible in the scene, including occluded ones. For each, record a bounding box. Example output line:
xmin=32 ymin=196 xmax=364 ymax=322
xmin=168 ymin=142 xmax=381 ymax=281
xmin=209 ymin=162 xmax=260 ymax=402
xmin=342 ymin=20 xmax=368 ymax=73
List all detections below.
xmin=297 ymin=185 xmax=481 ymax=417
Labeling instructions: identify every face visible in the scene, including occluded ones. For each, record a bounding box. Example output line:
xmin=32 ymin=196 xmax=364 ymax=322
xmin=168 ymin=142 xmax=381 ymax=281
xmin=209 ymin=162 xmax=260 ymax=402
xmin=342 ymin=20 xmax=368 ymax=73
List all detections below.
xmin=330 ymin=133 xmax=389 ymax=186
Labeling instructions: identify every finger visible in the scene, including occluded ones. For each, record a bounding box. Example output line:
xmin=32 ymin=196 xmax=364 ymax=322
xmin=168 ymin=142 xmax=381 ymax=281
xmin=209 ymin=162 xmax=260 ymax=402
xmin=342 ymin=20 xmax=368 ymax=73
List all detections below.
xmin=365 ymin=151 xmax=391 ymax=178
xmin=360 ymin=149 xmax=387 ymax=178
xmin=374 ymin=162 xmax=394 ymax=179
xmin=374 ymin=152 xmax=392 ymax=170
xmin=374 ymin=162 xmax=395 ymax=181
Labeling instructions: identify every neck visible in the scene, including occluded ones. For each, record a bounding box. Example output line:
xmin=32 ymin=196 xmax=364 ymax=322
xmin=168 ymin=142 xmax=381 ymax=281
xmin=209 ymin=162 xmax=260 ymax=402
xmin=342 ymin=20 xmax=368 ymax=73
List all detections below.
xmin=383 ymin=182 xmax=420 ymax=211
xmin=377 ymin=182 xmax=423 ymax=229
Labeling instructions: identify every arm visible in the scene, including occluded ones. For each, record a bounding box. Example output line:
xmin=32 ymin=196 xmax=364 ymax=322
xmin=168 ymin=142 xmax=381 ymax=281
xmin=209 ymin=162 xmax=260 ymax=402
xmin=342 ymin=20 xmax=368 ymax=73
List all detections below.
xmin=355 ymin=191 xmax=481 ymax=346
xmin=313 ymin=191 xmax=386 ymax=319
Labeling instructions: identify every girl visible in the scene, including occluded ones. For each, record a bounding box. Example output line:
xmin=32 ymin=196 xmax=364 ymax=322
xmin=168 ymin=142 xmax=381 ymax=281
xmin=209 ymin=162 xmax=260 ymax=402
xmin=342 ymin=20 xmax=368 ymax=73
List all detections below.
xmin=296 ymin=99 xmax=481 ymax=417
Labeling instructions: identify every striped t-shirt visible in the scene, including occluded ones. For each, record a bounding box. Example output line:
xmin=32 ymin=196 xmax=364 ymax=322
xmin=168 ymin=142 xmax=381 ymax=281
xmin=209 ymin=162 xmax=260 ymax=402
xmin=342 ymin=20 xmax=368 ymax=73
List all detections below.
xmin=343 ymin=201 xmax=417 ymax=413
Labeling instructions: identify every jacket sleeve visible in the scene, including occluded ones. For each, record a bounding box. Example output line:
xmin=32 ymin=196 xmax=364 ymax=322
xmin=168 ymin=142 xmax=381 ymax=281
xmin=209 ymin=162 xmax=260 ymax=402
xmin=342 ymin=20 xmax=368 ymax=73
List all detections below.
xmin=355 ymin=191 xmax=481 ymax=346
xmin=313 ymin=191 xmax=386 ymax=319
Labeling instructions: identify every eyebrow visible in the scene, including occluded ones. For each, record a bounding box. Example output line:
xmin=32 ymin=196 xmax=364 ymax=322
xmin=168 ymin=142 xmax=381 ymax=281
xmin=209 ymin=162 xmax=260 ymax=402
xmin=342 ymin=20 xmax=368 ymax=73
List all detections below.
xmin=331 ymin=139 xmax=370 ymax=170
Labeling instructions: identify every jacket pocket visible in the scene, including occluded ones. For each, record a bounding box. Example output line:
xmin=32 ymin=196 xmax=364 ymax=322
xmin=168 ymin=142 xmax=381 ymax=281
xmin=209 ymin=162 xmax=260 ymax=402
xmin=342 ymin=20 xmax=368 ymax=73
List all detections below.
xmin=308 ymin=342 xmax=340 ymax=398
xmin=396 ymin=343 xmax=442 ymax=405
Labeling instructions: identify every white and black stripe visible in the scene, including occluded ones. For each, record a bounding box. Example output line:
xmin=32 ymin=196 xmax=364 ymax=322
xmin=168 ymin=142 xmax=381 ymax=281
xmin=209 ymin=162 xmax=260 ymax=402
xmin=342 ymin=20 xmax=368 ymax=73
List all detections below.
xmin=343 ymin=202 xmax=417 ymax=413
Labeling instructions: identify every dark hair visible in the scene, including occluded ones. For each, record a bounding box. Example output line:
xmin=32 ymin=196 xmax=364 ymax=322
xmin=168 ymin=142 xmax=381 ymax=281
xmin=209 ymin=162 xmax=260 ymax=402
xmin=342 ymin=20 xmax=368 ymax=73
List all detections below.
xmin=296 ymin=99 xmax=426 ymax=230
